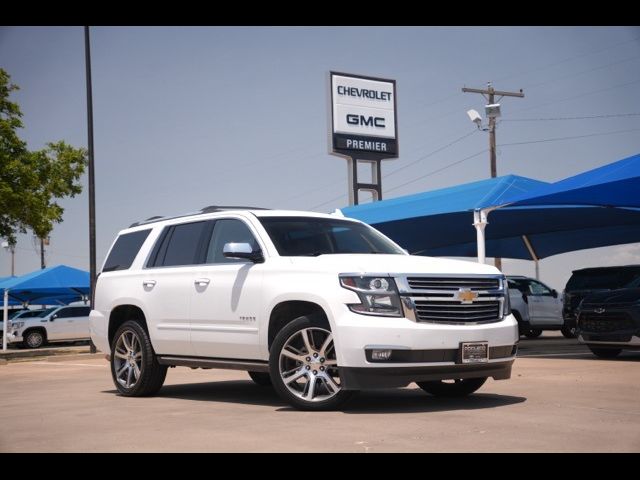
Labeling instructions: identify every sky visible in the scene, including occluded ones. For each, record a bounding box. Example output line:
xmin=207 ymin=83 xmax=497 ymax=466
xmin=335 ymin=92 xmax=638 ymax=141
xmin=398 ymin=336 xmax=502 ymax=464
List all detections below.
xmin=1 ymin=26 xmax=639 ymax=291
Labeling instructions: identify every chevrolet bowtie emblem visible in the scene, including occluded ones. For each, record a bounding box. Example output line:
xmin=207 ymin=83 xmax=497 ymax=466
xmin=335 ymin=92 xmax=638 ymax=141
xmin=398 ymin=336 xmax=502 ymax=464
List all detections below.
xmin=594 ymin=308 xmax=606 ymax=314
xmin=457 ymin=288 xmax=478 ymax=303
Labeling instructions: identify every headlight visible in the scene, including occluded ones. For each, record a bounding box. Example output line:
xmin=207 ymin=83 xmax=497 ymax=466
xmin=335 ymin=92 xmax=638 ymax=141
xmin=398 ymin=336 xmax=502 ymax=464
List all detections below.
xmin=502 ymin=278 xmax=511 ymax=317
xmin=340 ymin=275 xmax=403 ymax=317
xmin=10 ymin=321 xmax=24 ymax=330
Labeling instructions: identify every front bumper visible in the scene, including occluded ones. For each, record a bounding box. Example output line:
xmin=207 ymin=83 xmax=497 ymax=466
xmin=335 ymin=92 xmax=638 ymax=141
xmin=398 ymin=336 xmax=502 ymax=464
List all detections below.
xmin=332 ymin=311 xmax=519 ymax=380
xmin=341 ymin=360 xmax=514 ymax=389
xmin=577 ymin=306 xmax=640 ymax=347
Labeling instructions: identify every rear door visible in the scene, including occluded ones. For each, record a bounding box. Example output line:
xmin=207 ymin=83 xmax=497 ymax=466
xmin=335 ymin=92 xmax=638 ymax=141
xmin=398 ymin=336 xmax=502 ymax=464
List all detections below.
xmin=142 ymin=220 xmax=210 ymax=356
xmin=68 ymin=306 xmax=91 ymax=339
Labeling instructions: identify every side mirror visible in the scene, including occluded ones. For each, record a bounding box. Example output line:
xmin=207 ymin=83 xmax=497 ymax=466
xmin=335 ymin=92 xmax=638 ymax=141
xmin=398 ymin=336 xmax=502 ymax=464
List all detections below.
xmin=223 ymin=242 xmax=264 ymax=263
xmin=551 ymin=289 xmax=558 ymax=298
xmin=51 ymin=314 xmax=58 ymax=321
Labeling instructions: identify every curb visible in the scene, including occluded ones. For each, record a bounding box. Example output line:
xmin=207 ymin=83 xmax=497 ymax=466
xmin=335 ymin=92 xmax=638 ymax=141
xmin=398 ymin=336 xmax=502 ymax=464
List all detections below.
xmin=46 ymin=353 xmax=105 ymax=362
xmin=0 ymin=346 xmax=96 ymax=363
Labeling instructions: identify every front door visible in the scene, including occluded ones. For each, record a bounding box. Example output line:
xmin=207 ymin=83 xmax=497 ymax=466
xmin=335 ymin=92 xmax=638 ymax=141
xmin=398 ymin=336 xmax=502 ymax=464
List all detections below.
xmin=527 ymin=280 xmax=562 ymax=326
xmin=190 ymin=218 xmax=265 ymax=360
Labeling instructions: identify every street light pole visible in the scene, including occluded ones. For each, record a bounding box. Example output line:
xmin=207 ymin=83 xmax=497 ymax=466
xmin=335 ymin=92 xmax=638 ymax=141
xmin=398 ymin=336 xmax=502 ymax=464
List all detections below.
xmin=84 ymin=26 xmax=97 ymax=354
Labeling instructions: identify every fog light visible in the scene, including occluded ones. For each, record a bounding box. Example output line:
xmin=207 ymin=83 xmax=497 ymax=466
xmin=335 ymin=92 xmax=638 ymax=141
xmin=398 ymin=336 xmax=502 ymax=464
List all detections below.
xmin=371 ymin=349 xmax=392 ymax=361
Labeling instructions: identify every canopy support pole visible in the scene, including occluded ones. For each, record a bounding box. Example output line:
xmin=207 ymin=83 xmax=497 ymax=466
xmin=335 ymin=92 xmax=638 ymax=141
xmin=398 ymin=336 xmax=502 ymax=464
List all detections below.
xmin=522 ymin=235 xmax=540 ymax=280
xmin=473 ymin=209 xmax=489 ymax=264
xmin=3 ymin=289 xmax=8 ymax=352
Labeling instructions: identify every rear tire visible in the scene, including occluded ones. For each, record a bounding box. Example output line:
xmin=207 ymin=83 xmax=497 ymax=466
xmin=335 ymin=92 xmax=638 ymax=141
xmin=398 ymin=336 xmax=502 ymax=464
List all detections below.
xmin=524 ymin=329 xmax=542 ymax=338
xmin=417 ymin=377 xmax=487 ymax=397
xmin=588 ymin=346 xmax=622 ymax=359
xmin=110 ymin=320 xmax=167 ymax=397
xmin=269 ymin=314 xmax=355 ymax=411
xmin=248 ymin=371 xmax=272 ymax=386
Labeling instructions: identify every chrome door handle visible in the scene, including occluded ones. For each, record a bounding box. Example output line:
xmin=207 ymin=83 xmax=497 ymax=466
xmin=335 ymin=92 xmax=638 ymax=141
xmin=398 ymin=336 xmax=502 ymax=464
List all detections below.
xmin=194 ymin=278 xmax=210 ymax=286
xmin=143 ymin=280 xmax=157 ymax=287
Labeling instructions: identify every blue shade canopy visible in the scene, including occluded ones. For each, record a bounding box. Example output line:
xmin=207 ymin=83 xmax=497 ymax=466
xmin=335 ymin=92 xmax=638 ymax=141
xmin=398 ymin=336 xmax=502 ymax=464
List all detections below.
xmin=340 ymin=172 xmax=640 ymax=260
xmin=341 ymin=175 xmax=549 ymax=225
xmin=1 ymin=265 xmax=89 ymax=304
xmin=499 ymin=153 xmax=640 ymax=208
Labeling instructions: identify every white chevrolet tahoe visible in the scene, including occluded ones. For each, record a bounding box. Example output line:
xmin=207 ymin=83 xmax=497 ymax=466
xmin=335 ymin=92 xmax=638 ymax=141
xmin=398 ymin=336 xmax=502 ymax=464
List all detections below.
xmin=7 ymin=305 xmax=91 ymax=348
xmin=90 ymin=207 xmax=518 ymax=410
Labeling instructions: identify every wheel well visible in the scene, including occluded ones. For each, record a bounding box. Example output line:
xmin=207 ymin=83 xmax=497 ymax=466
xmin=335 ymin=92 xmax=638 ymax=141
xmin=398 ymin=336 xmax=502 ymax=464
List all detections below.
xmin=23 ymin=327 xmax=47 ymax=341
xmin=268 ymin=301 xmax=328 ymax=349
xmin=108 ymin=305 xmax=148 ymax=345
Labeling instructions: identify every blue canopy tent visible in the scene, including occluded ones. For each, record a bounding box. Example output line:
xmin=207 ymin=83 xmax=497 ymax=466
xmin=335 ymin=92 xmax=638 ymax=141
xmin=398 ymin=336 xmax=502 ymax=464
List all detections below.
xmin=2 ymin=265 xmax=90 ymax=350
xmin=497 ymin=152 xmax=640 ymax=209
xmin=340 ymin=167 xmax=640 ymax=277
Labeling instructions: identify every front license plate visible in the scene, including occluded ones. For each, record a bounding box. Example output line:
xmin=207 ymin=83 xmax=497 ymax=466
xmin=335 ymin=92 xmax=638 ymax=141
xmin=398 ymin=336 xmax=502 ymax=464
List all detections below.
xmin=461 ymin=342 xmax=489 ymax=363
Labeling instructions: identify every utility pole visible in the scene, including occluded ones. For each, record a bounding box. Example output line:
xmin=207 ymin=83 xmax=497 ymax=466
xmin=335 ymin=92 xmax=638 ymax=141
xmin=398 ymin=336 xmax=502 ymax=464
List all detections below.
xmin=40 ymin=237 xmax=45 ymax=269
xmin=85 ymin=26 xmax=97 ymax=354
xmin=462 ymin=83 xmax=524 ymax=271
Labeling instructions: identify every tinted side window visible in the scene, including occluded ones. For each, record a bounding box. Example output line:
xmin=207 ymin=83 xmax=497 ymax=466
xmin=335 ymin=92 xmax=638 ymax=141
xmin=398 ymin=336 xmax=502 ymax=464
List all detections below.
xmin=205 ymin=219 xmax=259 ymax=264
xmin=103 ymin=229 xmax=151 ymax=272
xmin=70 ymin=307 xmax=91 ymax=317
xmin=160 ymin=221 xmax=208 ymax=267
xmin=55 ymin=308 xmax=71 ymax=319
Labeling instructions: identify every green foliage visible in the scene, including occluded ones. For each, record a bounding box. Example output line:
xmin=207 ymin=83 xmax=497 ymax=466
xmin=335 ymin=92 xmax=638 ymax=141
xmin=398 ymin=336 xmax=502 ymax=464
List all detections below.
xmin=0 ymin=68 xmax=87 ymax=244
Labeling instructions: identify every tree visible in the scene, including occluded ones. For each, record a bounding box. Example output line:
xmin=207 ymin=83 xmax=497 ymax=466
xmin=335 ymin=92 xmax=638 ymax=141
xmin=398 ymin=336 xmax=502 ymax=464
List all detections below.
xmin=0 ymin=68 xmax=87 ymax=249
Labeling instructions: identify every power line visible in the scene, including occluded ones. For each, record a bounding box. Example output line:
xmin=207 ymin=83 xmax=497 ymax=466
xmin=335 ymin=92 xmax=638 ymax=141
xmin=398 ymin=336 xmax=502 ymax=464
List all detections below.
xmin=494 ymin=34 xmax=640 ymax=85
xmin=498 ymin=127 xmax=640 ymax=147
xmin=523 ymin=54 xmax=640 ymax=90
xmin=503 ymin=113 xmax=640 ymax=122
xmin=511 ymin=78 xmax=640 ymax=115
xmin=385 ymin=129 xmax=478 ymax=179
xmin=385 ymin=149 xmax=488 ymax=195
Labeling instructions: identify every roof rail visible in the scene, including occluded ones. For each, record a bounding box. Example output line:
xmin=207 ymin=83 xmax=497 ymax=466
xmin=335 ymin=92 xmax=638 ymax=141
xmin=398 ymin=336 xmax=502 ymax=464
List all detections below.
xmin=200 ymin=205 xmax=270 ymax=213
xmin=128 ymin=206 xmax=269 ymax=228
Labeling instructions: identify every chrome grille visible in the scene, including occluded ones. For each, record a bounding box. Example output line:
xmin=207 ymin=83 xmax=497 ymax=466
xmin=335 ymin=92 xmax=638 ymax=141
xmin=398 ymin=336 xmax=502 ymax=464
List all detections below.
xmin=407 ymin=277 xmax=500 ymax=291
xmin=414 ymin=300 xmax=501 ymax=323
xmin=399 ymin=275 xmax=505 ymax=324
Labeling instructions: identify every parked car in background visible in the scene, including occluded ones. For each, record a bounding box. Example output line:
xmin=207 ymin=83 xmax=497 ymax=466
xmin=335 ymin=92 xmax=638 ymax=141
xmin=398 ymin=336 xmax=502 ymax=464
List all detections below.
xmin=577 ymin=287 xmax=640 ymax=358
xmin=7 ymin=305 xmax=91 ymax=349
xmin=563 ymin=266 xmax=640 ymax=336
xmin=507 ymin=276 xmax=573 ymax=338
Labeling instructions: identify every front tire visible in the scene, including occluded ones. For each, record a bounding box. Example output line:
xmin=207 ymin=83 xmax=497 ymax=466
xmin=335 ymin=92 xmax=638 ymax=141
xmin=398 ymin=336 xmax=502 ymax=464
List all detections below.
xmin=248 ymin=371 xmax=272 ymax=386
xmin=524 ymin=328 xmax=542 ymax=338
xmin=269 ymin=315 xmax=355 ymax=411
xmin=23 ymin=330 xmax=45 ymax=349
xmin=111 ymin=320 xmax=167 ymax=396
xmin=588 ymin=346 xmax=622 ymax=359
xmin=561 ymin=326 xmax=577 ymax=338
xmin=417 ymin=377 xmax=487 ymax=397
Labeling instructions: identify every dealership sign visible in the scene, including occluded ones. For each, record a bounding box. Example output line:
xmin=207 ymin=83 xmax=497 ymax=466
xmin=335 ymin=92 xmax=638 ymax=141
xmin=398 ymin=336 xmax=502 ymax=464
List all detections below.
xmin=330 ymin=72 xmax=398 ymax=159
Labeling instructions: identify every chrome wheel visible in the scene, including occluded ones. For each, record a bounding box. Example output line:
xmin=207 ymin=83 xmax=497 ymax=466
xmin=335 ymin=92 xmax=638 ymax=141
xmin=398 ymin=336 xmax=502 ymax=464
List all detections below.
xmin=278 ymin=327 xmax=341 ymax=403
xmin=113 ymin=330 xmax=142 ymax=389
xmin=26 ymin=331 xmax=43 ymax=348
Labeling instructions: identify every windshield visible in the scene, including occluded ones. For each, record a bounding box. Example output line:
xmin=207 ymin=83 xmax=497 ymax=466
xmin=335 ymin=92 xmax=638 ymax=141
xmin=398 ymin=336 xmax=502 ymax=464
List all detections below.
xmin=566 ymin=268 xmax=640 ymax=290
xmin=259 ymin=217 xmax=405 ymax=256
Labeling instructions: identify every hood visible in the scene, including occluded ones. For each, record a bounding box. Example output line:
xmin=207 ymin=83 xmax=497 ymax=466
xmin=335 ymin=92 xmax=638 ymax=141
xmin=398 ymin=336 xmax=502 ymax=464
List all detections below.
xmin=287 ymin=254 xmax=501 ymax=276
xmin=581 ymin=288 xmax=640 ymax=306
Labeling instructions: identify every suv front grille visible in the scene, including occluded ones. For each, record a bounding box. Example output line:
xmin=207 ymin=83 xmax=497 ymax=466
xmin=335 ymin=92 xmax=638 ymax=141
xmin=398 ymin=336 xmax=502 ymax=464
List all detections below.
xmin=579 ymin=312 xmax=635 ymax=333
xmin=414 ymin=300 xmax=501 ymax=323
xmin=407 ymin=277 xmax=500 ymax=291
xmin=399 ymin=275 xmax=505 ymax=324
